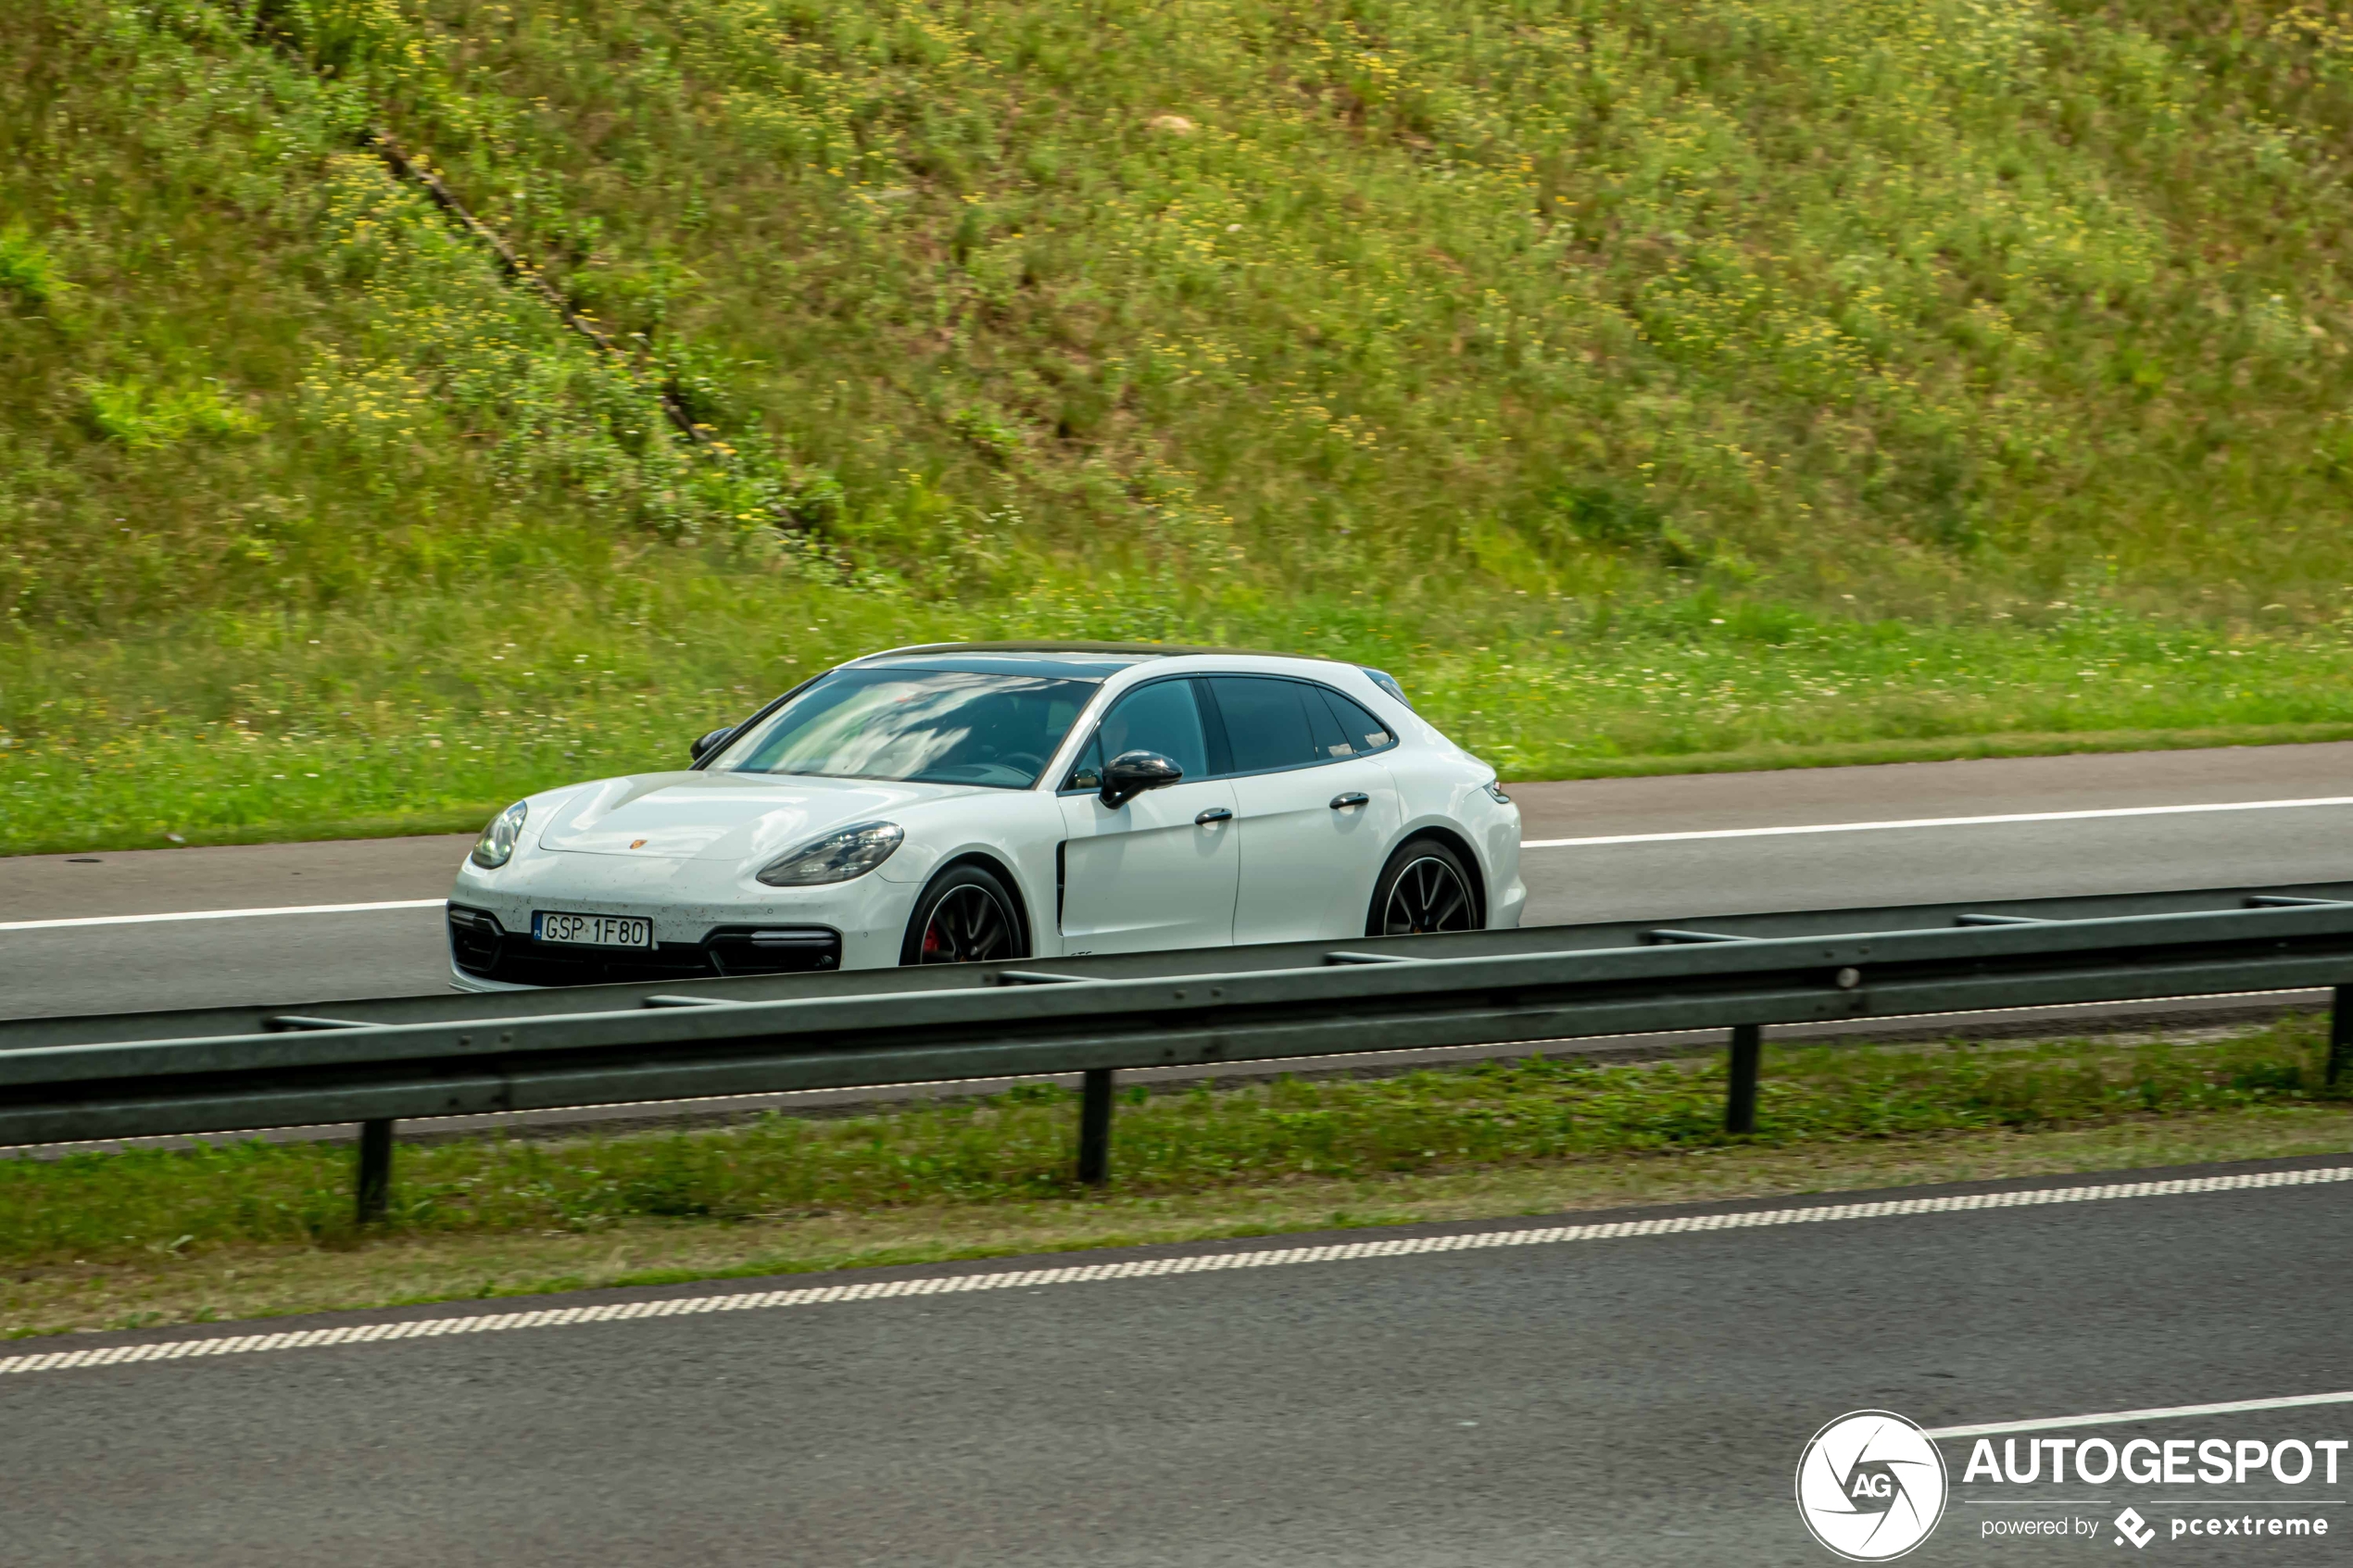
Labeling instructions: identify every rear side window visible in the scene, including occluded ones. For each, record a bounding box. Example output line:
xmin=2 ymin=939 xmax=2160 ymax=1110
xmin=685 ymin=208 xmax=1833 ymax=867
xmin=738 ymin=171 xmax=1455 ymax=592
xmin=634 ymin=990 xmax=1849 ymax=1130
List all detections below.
xmin=1204 ymin=677 xmax=1317 ymax=773
xmin=1063 ymin=679 xmax=1210 ymax=789
xmin=1315 ymin=688 xmax=1396 ymax=757
xmin=1304 ymin=688 xmax=1352 ymax=758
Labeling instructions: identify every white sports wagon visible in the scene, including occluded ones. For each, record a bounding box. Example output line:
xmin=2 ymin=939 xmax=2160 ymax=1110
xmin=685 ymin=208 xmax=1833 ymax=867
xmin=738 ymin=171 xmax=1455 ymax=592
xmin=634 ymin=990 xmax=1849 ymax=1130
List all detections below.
xmin=447 ymin=642 xmax=1523 ymax=986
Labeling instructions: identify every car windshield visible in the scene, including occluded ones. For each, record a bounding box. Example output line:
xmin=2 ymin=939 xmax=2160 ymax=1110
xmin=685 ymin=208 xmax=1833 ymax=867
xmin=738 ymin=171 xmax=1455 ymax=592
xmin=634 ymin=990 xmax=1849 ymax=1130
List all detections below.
xmin=708 ymin=667 xmax=1101 ymax=788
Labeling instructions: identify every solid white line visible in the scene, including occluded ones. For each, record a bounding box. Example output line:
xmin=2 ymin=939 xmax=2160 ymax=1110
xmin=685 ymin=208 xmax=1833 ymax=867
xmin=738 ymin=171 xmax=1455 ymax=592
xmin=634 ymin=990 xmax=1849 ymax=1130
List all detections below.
xmin=1930 ymin=1389 xmax=2353 ymax=1439
xmin=11 ymin=796 xmax=2340 ymax=924
xmin=0 ymin=899 xmax=447 ymax=934
xmin=1521 ymin=795 xmax=2353 ymax=849
xmin=6 ymin=1162 xmax=2345 ymax=1380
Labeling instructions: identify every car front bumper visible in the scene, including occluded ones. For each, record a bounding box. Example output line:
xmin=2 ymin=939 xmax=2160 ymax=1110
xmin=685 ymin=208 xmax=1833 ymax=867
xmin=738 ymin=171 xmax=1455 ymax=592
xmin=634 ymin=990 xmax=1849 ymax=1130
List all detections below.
xmin=447 ymin=849 xmax=916 ymax=986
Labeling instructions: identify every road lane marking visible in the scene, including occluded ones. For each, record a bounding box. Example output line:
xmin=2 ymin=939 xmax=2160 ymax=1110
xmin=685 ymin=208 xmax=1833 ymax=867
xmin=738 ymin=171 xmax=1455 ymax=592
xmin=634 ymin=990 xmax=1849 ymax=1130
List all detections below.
xmin=1521 ymin=795 xmax=2353 ymax=849
xmin=12 ymin=796 xmax=2345 ymax=926
xmin=6 ymin=1162 xmax=2346 ymax=1379
xmin=1931 ymin=1390 xmax=2353 ymax=1439
xmin=0 ymin=898 xmax=447 ymax=934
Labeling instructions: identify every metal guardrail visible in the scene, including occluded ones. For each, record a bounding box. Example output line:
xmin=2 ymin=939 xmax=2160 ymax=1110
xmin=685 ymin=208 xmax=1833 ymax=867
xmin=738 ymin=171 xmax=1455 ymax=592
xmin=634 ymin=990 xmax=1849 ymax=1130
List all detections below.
xmin=9 ymin=882 xmax=2353 ymax=1219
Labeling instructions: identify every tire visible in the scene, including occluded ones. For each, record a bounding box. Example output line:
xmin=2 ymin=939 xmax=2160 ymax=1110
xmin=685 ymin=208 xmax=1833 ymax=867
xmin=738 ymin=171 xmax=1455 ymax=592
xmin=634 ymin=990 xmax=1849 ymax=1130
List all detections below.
xmin=900 ymin=862 xmax=1029 ymax=966
xmin=1366 ymin=838 xmax=1481 ymax=938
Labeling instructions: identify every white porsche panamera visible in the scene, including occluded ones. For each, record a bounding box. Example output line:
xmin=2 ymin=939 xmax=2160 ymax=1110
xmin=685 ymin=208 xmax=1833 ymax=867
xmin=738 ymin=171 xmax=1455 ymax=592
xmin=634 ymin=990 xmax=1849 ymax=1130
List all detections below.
xmin=447 ymin=642 xmax=1524 ymax=987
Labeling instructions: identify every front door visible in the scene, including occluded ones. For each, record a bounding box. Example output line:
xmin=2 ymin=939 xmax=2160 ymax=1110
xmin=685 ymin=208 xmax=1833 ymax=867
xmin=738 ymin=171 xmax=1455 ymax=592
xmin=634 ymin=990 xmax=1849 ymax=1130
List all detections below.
xmin=1056 ymin=678 xmax=1239 ymax=954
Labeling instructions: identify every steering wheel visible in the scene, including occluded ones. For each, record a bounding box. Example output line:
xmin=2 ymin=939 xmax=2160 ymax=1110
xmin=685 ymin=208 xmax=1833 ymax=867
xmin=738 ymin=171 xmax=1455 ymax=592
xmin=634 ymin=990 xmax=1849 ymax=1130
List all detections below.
xmin=997 ymin=751 xmax=1046 ymax=775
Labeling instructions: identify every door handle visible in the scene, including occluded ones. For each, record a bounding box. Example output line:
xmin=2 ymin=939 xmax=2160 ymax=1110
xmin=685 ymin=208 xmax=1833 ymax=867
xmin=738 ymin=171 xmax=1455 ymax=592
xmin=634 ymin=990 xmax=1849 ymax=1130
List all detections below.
xmin=1195 ymin=807 xmax=1234 ymax=825
xmin=1329 ymin=792 xmax=1370 ymax=810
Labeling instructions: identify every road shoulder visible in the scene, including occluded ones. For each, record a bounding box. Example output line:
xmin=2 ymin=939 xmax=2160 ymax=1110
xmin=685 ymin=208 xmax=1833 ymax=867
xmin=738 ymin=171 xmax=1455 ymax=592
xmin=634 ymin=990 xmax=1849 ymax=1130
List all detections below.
xmin=10 ymin=1104 xmax=2350 ymax=1342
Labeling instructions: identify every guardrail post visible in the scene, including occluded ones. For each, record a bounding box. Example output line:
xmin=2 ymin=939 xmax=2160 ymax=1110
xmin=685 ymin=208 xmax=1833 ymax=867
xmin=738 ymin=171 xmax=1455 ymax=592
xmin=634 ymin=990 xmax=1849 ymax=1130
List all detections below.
xmin=1077 ymin=1069 xmax=1114 ymax=1186
xmin=2331 ymin=987 xmax=2353 ymax=1088
xmin=356 ymin=1118 xmax=394 ymax=1224
xmin=1726 ymin=1024 xmax=1762 ymax=1135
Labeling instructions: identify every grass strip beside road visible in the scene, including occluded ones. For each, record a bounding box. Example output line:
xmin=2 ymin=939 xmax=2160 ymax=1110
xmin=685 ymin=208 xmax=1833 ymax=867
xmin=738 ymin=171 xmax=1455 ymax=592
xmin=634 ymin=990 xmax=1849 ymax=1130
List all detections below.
xmin=6 ymin=1022 xmax=2349 ymax=1338
xmin=22 ymin=721 xmax=2353 ymax=859
xmin=19 ymin=583 xmax=2353 ymax=858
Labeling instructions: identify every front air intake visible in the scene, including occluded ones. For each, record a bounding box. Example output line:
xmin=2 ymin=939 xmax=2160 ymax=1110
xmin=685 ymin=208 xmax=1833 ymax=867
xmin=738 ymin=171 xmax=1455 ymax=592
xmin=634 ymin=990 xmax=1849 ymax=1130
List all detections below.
xmin=448 ymin=907 xmax=843 ymax=984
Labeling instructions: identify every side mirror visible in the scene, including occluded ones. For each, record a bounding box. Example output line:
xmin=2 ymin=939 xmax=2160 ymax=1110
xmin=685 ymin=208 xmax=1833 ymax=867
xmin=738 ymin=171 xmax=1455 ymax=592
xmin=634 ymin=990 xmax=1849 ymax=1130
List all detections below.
xmin=690 ymin=726 xmax=736 ymax=763
xmin=1100 ymin=749 xmax=1183 ymax=809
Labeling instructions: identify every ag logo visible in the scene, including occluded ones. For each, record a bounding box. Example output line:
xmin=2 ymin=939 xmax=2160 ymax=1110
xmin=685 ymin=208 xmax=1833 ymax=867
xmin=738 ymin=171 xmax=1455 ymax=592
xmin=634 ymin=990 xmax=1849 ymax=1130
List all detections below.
xmin=1795 ymin=1410 xmax=1949 ymax=1562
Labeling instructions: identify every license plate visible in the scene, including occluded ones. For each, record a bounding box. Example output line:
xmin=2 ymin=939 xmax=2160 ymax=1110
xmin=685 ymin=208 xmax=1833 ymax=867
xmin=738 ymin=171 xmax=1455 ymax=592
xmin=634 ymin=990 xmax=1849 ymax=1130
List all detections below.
xmin=533 ymin=911 xmax=654 ymax=949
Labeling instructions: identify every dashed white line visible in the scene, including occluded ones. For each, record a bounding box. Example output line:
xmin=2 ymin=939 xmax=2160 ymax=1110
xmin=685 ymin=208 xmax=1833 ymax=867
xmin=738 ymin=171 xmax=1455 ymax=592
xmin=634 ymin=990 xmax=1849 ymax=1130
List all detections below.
xmin=0 ymin=898 xmax=447 ymax=934
xmin=6 ymin=1163 xmax=2346 ymax=1380
xmin=1520 ymin=796 xmax=2353 ymax=849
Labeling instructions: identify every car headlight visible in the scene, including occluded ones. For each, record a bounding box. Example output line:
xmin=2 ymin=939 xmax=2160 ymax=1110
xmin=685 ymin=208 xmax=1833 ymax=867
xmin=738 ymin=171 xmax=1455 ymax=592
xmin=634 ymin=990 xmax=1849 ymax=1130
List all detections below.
xmin=757 ymin=821 xmax=904 ymax=886
xmin=1483 ymin=781 xmax=1512 ymax=805
xmin=472 ymin=800 xmax=529 ymax=869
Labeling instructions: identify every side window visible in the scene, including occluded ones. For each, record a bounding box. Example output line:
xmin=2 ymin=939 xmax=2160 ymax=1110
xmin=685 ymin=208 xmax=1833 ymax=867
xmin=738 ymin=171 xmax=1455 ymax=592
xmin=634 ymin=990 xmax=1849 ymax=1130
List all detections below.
xmin=1304 ymin=687 xmax=1351 ymax=757
xmin=1066 ymin=679 xmax=1209 ymax=788
xmin=1063 ymin=731 xmax=1103 ymax=792
xmin=1206 ymin=677 xmax=1316 ymax=774
xmin=1314 ymin=688 xmax=1396 ymax=756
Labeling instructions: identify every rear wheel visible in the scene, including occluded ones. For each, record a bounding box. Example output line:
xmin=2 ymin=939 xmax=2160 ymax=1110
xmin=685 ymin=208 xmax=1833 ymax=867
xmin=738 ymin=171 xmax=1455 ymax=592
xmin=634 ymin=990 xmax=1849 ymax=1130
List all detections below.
xmin=1366 ymin=838 xmax=1480 ymax=937
xmin=900 ymin=863 xmax=1028 ymax=965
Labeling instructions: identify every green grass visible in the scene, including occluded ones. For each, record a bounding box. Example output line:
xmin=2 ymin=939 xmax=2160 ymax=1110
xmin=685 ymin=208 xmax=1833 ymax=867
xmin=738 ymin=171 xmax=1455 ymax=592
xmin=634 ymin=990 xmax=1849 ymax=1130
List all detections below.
xmin=20 ymin=576 xmax=2353 ymax=853
xmin=15 ymin=0 xmax=2353 ymax=843
xmin=192 ymin=0 xmax=2353 ymax=608
xmin=22 ymin=1106 xmax=2353 ymax=1336
xmin=9 ymin=1020 xmax=2352 ymax=1333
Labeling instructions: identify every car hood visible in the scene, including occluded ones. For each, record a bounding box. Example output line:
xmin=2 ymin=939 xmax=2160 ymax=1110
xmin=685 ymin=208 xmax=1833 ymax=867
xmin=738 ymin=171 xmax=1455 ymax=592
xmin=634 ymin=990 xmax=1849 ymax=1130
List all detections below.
xmin=535 ymin=771 xmax=985 ymax=863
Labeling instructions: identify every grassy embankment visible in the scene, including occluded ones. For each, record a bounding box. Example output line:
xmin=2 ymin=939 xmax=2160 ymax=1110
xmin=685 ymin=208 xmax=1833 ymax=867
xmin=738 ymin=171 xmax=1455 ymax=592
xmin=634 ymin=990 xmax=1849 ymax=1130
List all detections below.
xmin=12 ymin=0 xmax=2353 ymax=849
xmin=6 ymin=1019 xmax=2350 ymax=1335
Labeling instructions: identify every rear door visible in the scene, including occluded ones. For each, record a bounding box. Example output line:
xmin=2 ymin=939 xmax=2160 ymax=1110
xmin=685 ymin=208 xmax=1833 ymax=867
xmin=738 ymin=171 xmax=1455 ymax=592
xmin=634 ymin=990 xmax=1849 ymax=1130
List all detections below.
xmin=1056 ymin=678 xmax=1239 ymax=954
xmin=1203 ymin=676 xmax=1403 ymax=946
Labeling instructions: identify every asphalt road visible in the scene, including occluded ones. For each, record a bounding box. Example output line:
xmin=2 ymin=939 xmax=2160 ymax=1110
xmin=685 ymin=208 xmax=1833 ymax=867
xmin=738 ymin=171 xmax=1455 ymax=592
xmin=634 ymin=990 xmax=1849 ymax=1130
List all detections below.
xmin=6 ymin=741 xmax=2353 ymax=1020
xmin=6 ymin=1158 xmax=2351 ymax=1566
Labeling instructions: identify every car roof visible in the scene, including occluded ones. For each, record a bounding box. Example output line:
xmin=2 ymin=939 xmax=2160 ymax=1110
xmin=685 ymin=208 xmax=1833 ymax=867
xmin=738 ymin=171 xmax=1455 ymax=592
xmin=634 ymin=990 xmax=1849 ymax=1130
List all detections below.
xmin=850 ymin=652 xmax=1142 ymax=678
xmin=863 ymin=640 xmax=1351 ymax=671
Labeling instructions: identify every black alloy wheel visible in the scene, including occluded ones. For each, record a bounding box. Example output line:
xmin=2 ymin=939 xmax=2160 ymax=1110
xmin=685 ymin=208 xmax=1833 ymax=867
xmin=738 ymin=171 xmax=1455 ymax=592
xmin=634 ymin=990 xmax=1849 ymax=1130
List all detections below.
xmin=1368 ymin=839 xmax=1479 ymax=937
xmin=901 ymin=863 xmax=1027 ymax=965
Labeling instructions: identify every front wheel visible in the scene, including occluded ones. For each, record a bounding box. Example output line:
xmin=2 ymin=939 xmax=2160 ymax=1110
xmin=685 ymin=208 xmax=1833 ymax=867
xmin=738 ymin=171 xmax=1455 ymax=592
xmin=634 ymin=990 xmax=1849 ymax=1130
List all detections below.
xmin=1366 ymin=838 xmax=1480 ymax=937
xmin=900 ymin=863 xmax=1029 ymax=965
